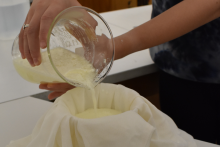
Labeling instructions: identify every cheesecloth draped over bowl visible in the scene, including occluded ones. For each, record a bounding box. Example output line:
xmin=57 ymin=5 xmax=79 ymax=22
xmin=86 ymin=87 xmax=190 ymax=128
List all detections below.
xmin=6 ymin=83 xmax=197 ymax=147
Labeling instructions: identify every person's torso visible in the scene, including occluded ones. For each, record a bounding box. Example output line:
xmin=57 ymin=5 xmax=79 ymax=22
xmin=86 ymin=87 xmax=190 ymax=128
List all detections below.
xmin=150 ymin=0 xmax=220 ymax=83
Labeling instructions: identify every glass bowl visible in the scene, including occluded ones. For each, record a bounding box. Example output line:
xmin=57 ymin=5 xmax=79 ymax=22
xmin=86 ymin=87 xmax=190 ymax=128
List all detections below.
xmin=12 ymin=6 xmax=115 ymax=88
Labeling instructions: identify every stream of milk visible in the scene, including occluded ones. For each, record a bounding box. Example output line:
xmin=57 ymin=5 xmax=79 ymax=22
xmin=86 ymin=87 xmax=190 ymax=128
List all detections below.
xmin=13 ymin=47 xmax=121 ymax=118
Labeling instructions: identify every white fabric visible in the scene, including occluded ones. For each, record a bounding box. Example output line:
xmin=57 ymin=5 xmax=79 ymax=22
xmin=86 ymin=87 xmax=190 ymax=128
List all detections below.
xmin=6 ymin=83 xmax=197 ymax=147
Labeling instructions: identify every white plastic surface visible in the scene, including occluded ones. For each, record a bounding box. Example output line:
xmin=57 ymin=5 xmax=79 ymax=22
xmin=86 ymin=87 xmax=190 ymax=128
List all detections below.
xmin=0 ymin=0 xmax=30 ymax=40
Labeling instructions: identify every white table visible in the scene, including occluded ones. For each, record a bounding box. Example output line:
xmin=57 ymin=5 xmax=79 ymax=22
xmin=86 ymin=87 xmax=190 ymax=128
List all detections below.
xmin=0 ymin=5 xmax=157 ymax=103
xmin=0 ymin=97 xmax=219 ymax=147
xmin=101 ymin=5 xmax=158 ymax=83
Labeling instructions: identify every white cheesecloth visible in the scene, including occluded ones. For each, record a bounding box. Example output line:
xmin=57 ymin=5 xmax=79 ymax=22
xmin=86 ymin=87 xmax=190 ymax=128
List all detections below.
xmin=6 ymin=83 xmax=197 ymax=147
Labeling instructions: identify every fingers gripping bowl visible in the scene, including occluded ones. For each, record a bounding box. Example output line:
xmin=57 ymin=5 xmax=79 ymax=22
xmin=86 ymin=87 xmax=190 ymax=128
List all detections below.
xmin=12 ymin=6 xmax=115 ymax=88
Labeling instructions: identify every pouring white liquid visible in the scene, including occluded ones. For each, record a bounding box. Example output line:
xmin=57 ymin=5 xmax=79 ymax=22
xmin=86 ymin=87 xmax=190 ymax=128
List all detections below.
xmin=13 ymin=47 xmax=121 ymax=118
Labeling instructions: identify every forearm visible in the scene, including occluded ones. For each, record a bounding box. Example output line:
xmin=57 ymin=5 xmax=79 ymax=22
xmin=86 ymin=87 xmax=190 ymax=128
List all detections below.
xmin=114 ymin=0 xmax=220 ymax=60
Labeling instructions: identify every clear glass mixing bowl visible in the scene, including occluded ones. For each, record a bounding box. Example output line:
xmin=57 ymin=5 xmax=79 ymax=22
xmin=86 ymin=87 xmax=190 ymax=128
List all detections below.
xmin=12 ymin=6 xmax=115 ymax=88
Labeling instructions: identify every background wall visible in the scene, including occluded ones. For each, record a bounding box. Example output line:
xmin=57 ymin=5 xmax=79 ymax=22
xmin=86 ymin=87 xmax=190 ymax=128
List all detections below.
xmin=75 ymin=0 xmax=151 ymax=13
xmin=30 ymin=0 xmax=152 ymax=13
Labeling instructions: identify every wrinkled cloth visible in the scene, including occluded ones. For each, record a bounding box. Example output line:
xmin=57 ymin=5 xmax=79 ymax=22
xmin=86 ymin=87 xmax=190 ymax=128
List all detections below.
xmin=6 ymin=83 xmax=197 ymax=147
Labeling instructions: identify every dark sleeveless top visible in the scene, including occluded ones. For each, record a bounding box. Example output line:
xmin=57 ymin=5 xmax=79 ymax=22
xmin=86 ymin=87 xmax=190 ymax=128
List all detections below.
xmin=150 ymin=0 xmax=220 ymax=83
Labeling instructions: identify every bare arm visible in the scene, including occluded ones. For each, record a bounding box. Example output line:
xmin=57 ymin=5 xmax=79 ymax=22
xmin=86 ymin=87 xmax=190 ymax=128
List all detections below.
xmin=38 ymin=0 xmax=220 ymax=100
xmin=114 ymin=0 xmax=220 ymax=60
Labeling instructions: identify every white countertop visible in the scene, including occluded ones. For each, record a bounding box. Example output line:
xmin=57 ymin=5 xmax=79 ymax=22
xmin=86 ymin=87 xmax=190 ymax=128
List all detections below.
xmin=0 ymin=97 xmax=219 ymax=147
xmin=101 ymin=5 xmax=152 ymax=30
xmin=102 ymin=5 xmax=158 ymax=83
xmin=0 ymin=5 xmax=157 ymax=103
